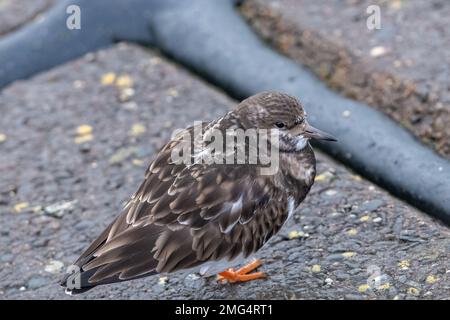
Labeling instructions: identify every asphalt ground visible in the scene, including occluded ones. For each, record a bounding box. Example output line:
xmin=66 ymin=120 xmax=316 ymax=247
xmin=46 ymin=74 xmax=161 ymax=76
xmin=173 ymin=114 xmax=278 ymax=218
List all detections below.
xmin=0 ymin=44 xmax=449 ymax=299
xmin=0 ymin=0 xmax=54 ymax=35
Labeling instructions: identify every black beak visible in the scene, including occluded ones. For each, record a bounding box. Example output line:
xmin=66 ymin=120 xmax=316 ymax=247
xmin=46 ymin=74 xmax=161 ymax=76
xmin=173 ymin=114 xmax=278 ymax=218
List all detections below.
xmin=303 ymin=123 xmax=337 ymax=142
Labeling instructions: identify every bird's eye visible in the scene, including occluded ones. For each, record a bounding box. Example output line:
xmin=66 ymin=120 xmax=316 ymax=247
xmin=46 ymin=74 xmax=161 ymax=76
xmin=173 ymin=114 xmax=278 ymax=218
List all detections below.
xmin=275 ymin=122 xmax=286 ymax=129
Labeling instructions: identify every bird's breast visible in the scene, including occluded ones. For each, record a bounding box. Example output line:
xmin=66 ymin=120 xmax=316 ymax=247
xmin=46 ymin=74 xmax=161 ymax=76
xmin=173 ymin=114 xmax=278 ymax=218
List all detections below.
xmin=278 ymin=147 xmax=316 ymax=204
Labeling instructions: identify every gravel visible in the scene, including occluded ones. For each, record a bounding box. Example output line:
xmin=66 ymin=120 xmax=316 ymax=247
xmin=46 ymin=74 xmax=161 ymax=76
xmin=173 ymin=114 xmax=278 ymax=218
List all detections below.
xmin=0 ymin=0 xmax=55 ymax=36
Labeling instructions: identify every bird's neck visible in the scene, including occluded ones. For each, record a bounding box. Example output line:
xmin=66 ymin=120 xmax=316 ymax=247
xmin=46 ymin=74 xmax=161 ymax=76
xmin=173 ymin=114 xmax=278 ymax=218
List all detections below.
xmin=278 ymin=145 xmax=316 ymax=205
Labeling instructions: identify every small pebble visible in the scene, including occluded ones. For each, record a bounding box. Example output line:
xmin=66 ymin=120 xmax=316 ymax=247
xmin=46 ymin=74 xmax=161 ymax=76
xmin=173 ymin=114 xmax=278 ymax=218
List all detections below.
xmin=311 ymin=265 xmax=321 ymax=273
xmin=116 ymin=75 xmax=134 ymax=88
xmin=370 ymin=46 xmax=388 ymax=57
xmin=158 ymin=276 xmax=168 ymax=286
xmin=109 ymin=147 xmax=137 ymax=164
xmin=342 ymin=110 xmax=351 ymax=118
xmin=377 ymin=282 xmax=390 ymax=290
xmin=342 ymin=251 xmax=357 ymax=258
xmin=119 ymin=88 xmax=135 ymax=102
xmin=132 ymin=159 xmax=145 ymax=166
xmin=314 ymin=171 xmax=333 ymax=182
xmin=398 ymin=260 xmax=410 ymax=270
xmin=27 ymin=276 xmax=47 ymax=289
xmin=360 ymin=215 xmax=370 ymax=222
xmin=358 ymin=284 xmax=370 ymax=293
xmin=44 ymin=260 xmax=64 ymax=274
xmin=13 ymin=202 xmax=29 ymax=213
xmin=288 ymin=230 xmax=309 ymax=240
xmin=360 ymin=199 xmax=384 ymax=212
xmin=407 ymin=287 xmax=420 ymax=296
xmin=122 ymin=101 xmax=138 ymax=110
xmin=167 ymin=88 xmax=179 ymax=97
xmin=74 ymin=134 xmax=93 ymax=144
xmin=1 ymin=254 xmax=14 ymax=263
xmin=76 ymin=125 xmax=93 ymax=135
xmin=101 ymin=72 xmax=116 ymax=85
xmin=425 ymin=275 xmax=438 ymax=284
xmin=390 ymin=0 xmax=402 ymax=10
xmin=149 ymin=57 xmax=161 ymax=65
xmin=186 ymin=274 xmax=200 ymax=281
xmin=44 ymin=200 xmax=77 ymax=218
xmin=73 ymin=80 xmax=85 ymax=89
xmin=130 ymin=124 xmax=146 ymax=136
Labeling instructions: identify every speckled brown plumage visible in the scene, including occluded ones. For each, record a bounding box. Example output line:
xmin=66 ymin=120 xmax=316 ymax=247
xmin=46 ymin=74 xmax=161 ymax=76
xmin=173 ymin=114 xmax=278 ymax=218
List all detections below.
xmin=61 ymin=91 xmax=336 ymax=293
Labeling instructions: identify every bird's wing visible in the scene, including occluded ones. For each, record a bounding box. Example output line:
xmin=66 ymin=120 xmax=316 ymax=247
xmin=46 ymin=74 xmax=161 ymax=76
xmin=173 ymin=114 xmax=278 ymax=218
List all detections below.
xmin=72 ymin=125 xmax=288 ymax=286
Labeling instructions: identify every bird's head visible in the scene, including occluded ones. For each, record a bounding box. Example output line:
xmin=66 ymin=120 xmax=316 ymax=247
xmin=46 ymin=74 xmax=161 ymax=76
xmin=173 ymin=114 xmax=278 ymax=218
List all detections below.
xmin=235 ymin=91 xmax=337 ymax=152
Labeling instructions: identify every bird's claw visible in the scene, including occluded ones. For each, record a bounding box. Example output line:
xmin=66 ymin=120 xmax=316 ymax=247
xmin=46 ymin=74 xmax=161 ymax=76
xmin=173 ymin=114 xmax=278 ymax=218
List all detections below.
xmin=217 ymin=259 xmax=266 ymax=283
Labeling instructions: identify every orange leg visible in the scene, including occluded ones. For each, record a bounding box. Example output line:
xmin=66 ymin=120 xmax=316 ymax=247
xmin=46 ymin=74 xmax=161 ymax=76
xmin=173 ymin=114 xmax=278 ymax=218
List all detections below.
xmin=217 ymin=259 xmax=266 ymax=283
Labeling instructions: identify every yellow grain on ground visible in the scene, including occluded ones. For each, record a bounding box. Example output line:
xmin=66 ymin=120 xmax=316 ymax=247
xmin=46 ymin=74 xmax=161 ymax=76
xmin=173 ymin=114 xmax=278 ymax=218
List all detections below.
xmin=377 ymin=283 xmax=390 ymax=290
xmin=390 ymin=0 xmax=402 ymax=10
xmin=288 ymin=230 xmax=300 ymax=239
xmin=347 ymin=228 xmax=358 ymax=236
xmin=398 ymin=260 xmax=410 ymax=270
xmin=119 ymin=88 xmax=135 ymax=102
xmin=74 ymin=134 xmax=94 ymax=144
xmin=166 ymin=88 xmax=179 ymax=97
xmin=132 ymin=159 xmax=145 ymax=166
xmin=314 ymin=173 xmax=327 ymax=182
xmin=13 ymin=202 xmax=29 ymax=213
xmin=0 ymin=133 xmax=7 ymax=143
xmin=342 ymin=251 xmax=357 ymax=258
xmin=311 ymin=265 xmax=321 ymax=273
xmin=116 ymin=75 xmax=134 ymax=88
xmin=101 ymin=72 xmax=116 ymax=85
xmin=358 ymin=284 xmax=370 ymax=293
xmin=407 ymin=287 xmax=420 ymax=295
xmin=76 ymin=125 xmax=93 ymax=136
xmin=130 ymin=124 xmax=146 ymax=136
xmin=288 ymin=230 xmax=308 ymax=239
xmin=426 ymin=275 xmax=438 ymax=284
xmin=360 ymin=215 xmax=370 ymax=222
xmin=158 ymin=276 xmax=168 ymax=285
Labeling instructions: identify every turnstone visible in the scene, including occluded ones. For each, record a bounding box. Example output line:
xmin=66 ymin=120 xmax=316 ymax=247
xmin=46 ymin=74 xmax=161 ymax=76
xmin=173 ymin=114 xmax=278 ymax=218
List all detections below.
xmin=61 ymin=91 xmax=336 ymax=294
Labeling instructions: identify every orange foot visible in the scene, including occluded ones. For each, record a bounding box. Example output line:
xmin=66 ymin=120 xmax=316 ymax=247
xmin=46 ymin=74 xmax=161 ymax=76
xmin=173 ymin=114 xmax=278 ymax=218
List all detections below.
xmin=217 ymin=259 xmax=266 ymax=284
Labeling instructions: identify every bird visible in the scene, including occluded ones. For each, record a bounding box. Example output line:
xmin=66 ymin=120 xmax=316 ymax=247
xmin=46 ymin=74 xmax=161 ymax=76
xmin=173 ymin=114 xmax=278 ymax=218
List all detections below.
xmin=61 ymin=91 xmax=337 ymax=294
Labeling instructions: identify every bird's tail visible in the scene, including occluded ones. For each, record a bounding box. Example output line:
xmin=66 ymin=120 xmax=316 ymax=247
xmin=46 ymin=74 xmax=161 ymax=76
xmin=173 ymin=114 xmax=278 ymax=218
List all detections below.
xmin=60 ymin=258 xmax=157 ymax=295
xmin=60 ymin=257 xmax=115 ymax=295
